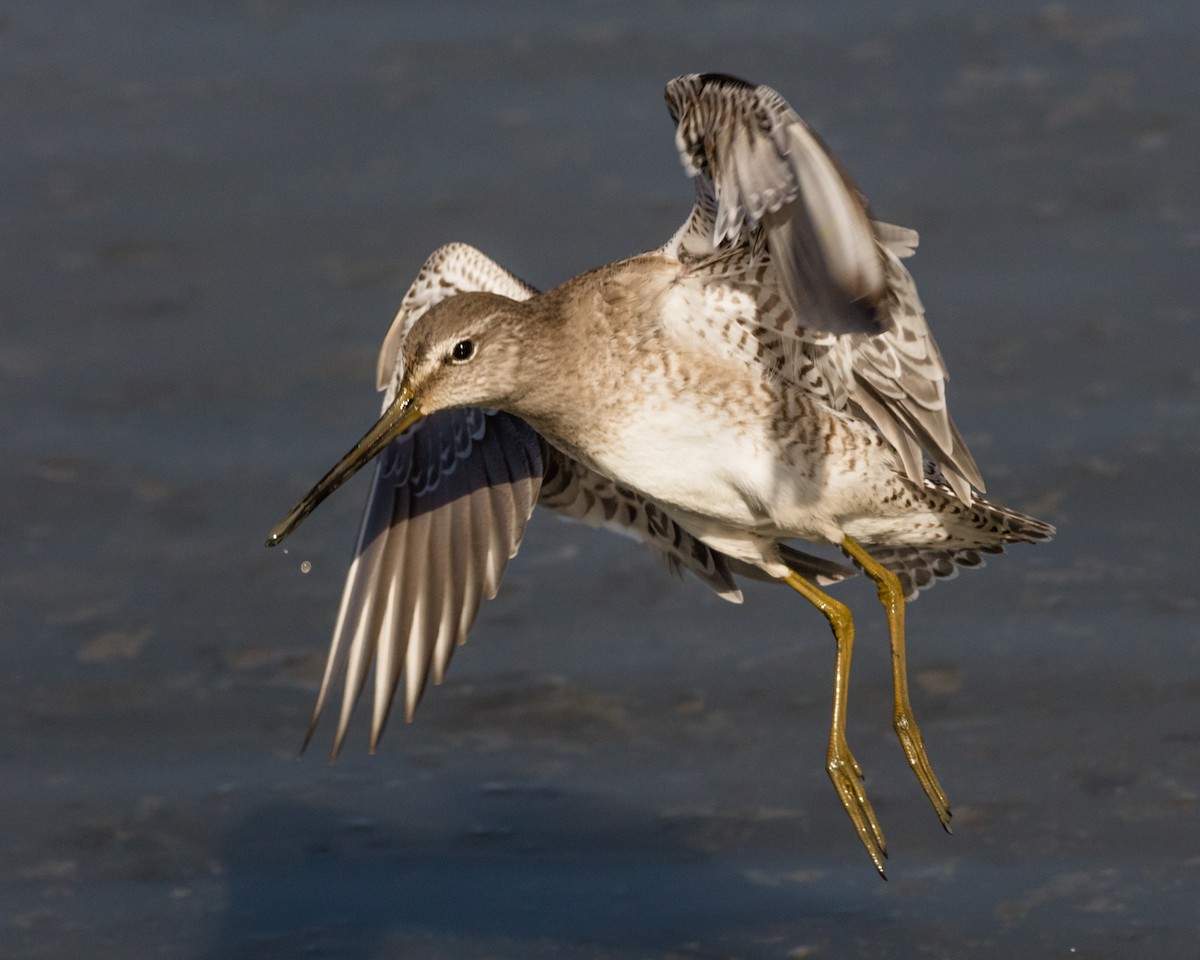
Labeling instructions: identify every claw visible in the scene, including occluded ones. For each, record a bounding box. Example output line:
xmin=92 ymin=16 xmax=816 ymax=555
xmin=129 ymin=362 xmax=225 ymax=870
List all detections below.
xmin=895 ymin=711 xmax=952 ymax=831
xmin=828 ymin=745 xmax=887 ymax=877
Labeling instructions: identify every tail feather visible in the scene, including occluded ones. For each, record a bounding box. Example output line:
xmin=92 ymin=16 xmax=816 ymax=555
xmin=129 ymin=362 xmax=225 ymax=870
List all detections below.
xmin=867 ymin=482 xmax=1055 ymax=600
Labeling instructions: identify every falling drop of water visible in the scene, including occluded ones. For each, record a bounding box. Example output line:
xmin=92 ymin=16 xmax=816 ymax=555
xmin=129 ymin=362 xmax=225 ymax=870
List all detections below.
xmin=300 ymin=560 xmax=312 ymax=574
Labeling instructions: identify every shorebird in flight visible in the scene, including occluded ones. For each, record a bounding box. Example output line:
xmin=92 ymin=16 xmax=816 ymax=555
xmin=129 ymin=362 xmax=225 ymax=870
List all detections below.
xmin=268 ymin=73 xmax=1053 ymax=876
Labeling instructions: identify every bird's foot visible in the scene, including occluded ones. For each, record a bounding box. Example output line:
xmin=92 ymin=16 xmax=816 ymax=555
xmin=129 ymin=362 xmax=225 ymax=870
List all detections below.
xmin=894 ymin=710 xmax=952 ymax=832
xmin=828 ymin=741 xmax=887 ymax=878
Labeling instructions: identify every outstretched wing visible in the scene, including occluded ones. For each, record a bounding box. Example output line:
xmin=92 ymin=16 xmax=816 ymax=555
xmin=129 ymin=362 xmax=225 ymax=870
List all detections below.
xmin=661 ymin=73 xmax=983 ymax=501
xmin=309 ymin=243 xmax=545 ymax=757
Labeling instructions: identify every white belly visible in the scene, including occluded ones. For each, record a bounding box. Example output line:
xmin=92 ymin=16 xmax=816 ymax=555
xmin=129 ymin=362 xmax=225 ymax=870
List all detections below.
xmin=547 ymin=384 xmax=881 ymax=552
xmin=595 ymin=410 xmax=785 ymax=526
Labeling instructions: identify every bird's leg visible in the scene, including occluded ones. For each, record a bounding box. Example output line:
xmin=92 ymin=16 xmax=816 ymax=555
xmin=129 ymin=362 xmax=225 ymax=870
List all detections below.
xmin=840 ymin=536 xmax=952 ymax=832
xmin=782 ymin=571 xmax=888 ymax=877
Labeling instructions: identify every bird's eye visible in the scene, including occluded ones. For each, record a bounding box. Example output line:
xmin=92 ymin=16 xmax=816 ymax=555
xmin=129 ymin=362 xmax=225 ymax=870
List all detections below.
xmin=450 ymin=339 xmax=474 ymax=363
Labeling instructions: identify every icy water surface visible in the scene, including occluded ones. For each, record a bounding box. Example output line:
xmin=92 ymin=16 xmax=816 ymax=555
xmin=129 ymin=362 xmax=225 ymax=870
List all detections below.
xmin=3 ymin=1 xmax=1198 ymax=957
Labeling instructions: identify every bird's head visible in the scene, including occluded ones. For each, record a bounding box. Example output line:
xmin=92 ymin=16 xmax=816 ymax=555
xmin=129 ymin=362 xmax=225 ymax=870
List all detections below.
xmin=398 ymin=291 xmax=531 ymax=414
xmin=266 ymin=292 xmax=530 ymax=547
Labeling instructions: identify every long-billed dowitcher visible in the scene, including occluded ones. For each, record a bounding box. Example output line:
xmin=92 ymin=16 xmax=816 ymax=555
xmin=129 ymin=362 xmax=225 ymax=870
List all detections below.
xmin=268 ymin=73 xmax=1053 ymax=876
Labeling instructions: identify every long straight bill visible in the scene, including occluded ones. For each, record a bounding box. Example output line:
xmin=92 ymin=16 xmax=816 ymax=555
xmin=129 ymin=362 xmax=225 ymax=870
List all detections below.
xmin=266 ymin=385 xmax=424 ymax=547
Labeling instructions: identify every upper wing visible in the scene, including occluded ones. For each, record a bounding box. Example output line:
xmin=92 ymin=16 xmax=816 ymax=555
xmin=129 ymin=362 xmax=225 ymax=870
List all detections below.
xmin=309 ymin=243 xmax=545 ymax=757
xmin=664 ymin=72 xmax=886 ymax=336
xmin=660 ymin=73 xmax=983 ymax=501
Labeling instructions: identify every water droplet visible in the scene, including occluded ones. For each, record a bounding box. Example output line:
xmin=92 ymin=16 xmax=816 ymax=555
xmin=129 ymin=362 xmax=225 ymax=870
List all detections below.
xmin=300 ymin=560 xmax=312 ymax=574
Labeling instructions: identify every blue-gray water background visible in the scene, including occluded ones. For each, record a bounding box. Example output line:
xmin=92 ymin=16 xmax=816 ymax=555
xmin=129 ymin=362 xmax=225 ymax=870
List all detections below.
xmin=3 ymin=1 xmax=1198 ymax=957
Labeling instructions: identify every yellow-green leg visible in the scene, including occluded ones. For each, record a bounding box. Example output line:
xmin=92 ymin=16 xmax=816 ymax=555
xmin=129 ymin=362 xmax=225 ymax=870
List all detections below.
xmin=782 ymin=570 xmax=888 ymax=877
xmin=840 ymin=536 xmax=953 ymax=832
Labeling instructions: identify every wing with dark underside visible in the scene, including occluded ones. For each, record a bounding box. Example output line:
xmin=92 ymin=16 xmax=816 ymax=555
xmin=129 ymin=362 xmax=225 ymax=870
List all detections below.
xmin=660 ymin=73 xmax=984 ymax=502
xmin=316 ymin=409 xmax=545 ymax=757
xmin=309 ymin=244 xmax=545 ymax=757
